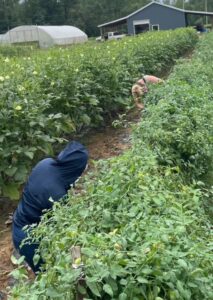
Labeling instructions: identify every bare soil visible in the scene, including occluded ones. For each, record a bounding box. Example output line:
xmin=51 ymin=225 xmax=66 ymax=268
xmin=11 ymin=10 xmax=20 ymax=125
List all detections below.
xmin=0 ymin=199 xmax=16 ymax=299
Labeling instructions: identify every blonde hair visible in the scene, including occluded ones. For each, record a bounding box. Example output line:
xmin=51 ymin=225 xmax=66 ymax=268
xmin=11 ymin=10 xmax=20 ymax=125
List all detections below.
xmin=131 ymin=84 xmax=144 ymax=98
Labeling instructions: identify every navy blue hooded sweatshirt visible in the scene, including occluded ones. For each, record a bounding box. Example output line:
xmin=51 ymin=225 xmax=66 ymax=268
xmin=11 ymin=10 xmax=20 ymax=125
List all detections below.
xmin=13 ymin=141 xmax=88 ymax=228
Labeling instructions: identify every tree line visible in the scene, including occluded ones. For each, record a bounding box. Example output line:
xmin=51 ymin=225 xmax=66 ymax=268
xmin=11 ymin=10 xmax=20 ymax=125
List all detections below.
xmin=0 ymin=0 xmax=212 ymax=36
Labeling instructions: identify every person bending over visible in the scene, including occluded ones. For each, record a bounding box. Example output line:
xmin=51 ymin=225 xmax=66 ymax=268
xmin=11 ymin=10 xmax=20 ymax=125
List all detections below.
xmin=131 ymin=75 xmax=163 ymax=110
xmin=12 ymin=141 xmax=88 ymax=273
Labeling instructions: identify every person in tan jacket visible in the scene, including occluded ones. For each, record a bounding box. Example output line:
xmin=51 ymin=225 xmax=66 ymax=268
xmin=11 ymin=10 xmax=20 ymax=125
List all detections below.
xmin=131 ymin=75 xmax=164 ymax=110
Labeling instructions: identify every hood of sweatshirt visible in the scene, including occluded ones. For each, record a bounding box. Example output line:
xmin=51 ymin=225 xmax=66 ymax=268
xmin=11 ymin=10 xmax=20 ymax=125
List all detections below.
xmin=55 ymin=141 xmax=88 ymax=189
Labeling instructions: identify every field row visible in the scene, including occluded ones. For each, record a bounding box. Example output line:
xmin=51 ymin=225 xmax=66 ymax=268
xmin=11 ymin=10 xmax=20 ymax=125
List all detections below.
xmin=0 ymin=28 xmax=198 ymax=199
xmin=10 ymin=33 xmax=213 ymax=299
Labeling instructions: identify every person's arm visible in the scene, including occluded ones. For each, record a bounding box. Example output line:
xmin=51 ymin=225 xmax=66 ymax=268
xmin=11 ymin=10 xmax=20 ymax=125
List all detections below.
xmin=157 ymin=78 xmax=164 ymax=83
xmin=132 ymin=84 xmax=145 ymax=110
xmin=134 ymin=97 xmax=144 ymax=110
xmin=144 ymin=75 xmax=164 ymax=84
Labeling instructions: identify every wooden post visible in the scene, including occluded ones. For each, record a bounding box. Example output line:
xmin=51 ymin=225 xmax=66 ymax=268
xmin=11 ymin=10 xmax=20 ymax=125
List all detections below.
xmin=71 ymin=246 xmax=86 ymax=300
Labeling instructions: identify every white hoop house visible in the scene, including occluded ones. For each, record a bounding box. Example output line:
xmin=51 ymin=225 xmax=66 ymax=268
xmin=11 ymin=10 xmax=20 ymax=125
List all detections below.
xmin=0 ymin=34 xmax=7 ymax=44
xmin=2 ymin=25 xmax=88 ymax=48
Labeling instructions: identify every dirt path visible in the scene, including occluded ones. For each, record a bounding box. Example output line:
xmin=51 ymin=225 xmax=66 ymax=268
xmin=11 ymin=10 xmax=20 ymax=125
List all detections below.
xmin=0 ymin=109 xmax=140 ymax=298
xmin=0 ymin=199 xmax=16 ymax=299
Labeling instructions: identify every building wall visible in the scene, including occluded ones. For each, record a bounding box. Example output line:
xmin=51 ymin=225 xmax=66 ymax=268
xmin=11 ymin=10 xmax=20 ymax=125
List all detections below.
xmin=127 ymin=3 xmax=186 ymax=34
xmin=0 ymin=34 xmax=7 ymax=44
xmin=37 ymin=29 xmax=54 ymax=48
xmin=4 ymin=26 xmax=39 ymax=43
xmin=3 ymin=26 xmax=87 ymax=48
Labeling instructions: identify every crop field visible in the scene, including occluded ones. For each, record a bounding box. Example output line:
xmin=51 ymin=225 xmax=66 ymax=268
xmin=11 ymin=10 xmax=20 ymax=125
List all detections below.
xmin=0 ymin=28 xmax=198 ymax=200
xmin=7 ymin=29 xmax=213 ymax=300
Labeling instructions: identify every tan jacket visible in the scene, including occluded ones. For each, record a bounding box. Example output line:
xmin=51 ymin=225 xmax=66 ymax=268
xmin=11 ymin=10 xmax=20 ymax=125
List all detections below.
xmin=131 ymin=75 xmax=163 ymax=109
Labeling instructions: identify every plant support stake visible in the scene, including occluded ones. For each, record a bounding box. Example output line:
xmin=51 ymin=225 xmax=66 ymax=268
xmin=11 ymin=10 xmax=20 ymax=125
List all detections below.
xmin=71 ymin=246 xmax=86 ymax=300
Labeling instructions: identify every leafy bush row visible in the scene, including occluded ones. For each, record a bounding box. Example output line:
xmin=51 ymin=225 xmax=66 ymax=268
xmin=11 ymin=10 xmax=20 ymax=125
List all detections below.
xmin=0 ymin=28 xmax=198 ymax=199
xmin=10 ymin=33 xmax=213 ymax=299
xmin=0 ymin=44 xmax=36 ymax=58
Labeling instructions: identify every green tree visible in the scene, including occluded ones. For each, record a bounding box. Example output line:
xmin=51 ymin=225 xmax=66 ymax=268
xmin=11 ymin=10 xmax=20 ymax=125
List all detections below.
xmin=0 ymin=0 xmax=21 ymax=33
xmin=20 ymin=0 xmax=45 ymax=25
xmin=68 ymin=0 xmax=150 ymax=36
xmin=1 ymin=0 xmax=212 ymax=37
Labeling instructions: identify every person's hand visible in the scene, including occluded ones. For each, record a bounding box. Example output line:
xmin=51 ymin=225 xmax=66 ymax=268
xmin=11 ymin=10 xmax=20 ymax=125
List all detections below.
xmin=136 ymin=103 xmax=144 ymax=110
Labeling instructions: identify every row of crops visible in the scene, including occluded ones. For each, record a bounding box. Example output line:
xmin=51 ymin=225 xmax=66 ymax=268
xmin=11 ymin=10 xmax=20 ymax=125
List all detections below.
xmin=10 ymin=33 xmax=213 ymax=299
xmin=0 ymin=28 xmax=198 ymax=199
xmin=0 ymin=45 xmax=36 ymax=58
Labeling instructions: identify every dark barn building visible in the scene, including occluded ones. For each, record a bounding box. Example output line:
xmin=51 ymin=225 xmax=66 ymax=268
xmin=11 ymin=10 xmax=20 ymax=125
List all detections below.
xmin=127 ymin=2 xmax=186 ymax=34
xmin=98 ymin=1 xmax=213 ymax=36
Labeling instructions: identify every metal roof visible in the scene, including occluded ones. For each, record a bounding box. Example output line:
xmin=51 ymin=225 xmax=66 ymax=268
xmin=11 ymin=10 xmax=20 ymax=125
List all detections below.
xmin=38 ymin=25 xmax=87 ymax=38
xmin=98 ymin=16 xmax=128 ymax=28
xmin=8 ymin=25 xmax=87 ymax=38
xmin=184 ymin=10 xmax=213 ymax=16
xmin=98 ymin=1 xmax=213 ymax=28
